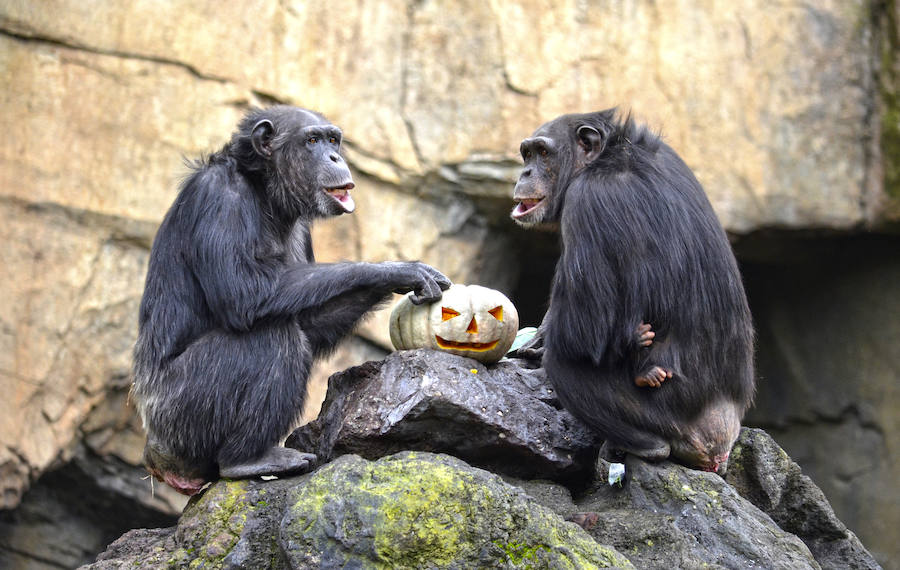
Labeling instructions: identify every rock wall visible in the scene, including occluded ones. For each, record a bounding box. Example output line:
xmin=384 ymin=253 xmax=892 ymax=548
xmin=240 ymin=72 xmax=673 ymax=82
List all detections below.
xmin=1 ymin=1 xmax=898 ymax=567
xmin=739 ymin=233 xmax=900 ymax=568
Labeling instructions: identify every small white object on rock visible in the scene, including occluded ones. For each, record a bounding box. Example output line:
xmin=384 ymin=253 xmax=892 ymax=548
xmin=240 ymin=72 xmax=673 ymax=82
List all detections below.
xmin=608 ymin=462 xmax=626 ymax=486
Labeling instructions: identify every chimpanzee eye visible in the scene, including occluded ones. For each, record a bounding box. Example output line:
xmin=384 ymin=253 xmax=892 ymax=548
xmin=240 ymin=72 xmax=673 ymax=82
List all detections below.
xmin=308 ymin=137 xmax=318 ymax=144
xmin=329 ymin=136 xmax=337 ymax=144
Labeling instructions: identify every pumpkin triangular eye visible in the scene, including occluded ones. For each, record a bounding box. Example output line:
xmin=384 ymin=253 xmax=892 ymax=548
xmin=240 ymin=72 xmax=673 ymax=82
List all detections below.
xmin=442 ymin=307 xmax=461 ymax=321
xmin=488 ymin=306 xmax=503 ymax=321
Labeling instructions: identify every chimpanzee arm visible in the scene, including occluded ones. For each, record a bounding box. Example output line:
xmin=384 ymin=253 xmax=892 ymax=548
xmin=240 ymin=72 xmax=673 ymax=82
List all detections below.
xmin=294 ymin=288 xmax=390 ymax=357
xmin=186 ymin=169 xmax=448 ymax=332
xmin=259 ymin=261 xmax=448 ymax=320
xmin=547 ymin=179 xmax=624 ymax=366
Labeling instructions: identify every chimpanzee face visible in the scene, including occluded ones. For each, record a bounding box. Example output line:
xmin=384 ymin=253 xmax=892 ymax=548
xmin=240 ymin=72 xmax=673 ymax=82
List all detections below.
xmin=291 ymin=122 xmax=355 ymax=217
xmin=511 ymin=113 xmax=607 ymax=228
xmin=250 ymin=108 xmax=356 ymax=220
xmin=511 ymin=133 xmax=560 ymax=227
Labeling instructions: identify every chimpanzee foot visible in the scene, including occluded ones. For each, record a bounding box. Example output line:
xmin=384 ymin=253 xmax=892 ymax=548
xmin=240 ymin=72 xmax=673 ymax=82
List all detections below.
xmin=601 ymin=438 xmax=671 ymax=462
xmin=599 ymin=441 xmax=627 ymax=462
xmin=627 ymin=440 xmax=671 ymax=462
xmin=219 ymin=447 xmax=317 ymax=479
xmin=635 ymin=365 xmax=672 ymax=388
xmin=636 ymin=322 xmax=656 ymax=347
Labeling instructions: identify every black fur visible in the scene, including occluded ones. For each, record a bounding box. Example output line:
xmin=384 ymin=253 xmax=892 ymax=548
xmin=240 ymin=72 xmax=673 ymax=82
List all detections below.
xmin=511 ymin=109 xmax=754 ymax=470
xmin=132 ymin=106 xmax=449 ymax=490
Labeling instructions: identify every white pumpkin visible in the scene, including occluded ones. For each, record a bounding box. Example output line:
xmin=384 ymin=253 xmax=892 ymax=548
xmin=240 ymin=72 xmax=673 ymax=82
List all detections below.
xmin=389 ymin=284 xmax=519 ymax=364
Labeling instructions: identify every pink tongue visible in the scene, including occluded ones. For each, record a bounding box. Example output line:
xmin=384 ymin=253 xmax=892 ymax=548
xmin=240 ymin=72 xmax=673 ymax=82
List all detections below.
xmin=340 ymin=192 xmax=355 ymax=213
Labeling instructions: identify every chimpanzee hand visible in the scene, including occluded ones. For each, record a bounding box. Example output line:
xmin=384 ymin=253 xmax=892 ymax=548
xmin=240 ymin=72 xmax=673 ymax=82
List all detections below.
xmin=382 ymin=261 xmax=451 ymax=305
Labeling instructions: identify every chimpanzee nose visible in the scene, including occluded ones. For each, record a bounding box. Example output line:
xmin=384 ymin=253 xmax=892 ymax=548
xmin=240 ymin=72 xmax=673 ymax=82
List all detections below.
xmin=329 ymin=153 xmax=341 ymax=163
xmin=521 ymin=167 xmax=532 ymax=178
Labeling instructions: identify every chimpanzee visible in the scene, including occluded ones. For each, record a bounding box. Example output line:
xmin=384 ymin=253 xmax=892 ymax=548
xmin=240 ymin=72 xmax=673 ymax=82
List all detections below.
xmin=510 ymin=109 xmax=754 ymax=473
xmin=132 ymin=106 xmax=450 ymax=495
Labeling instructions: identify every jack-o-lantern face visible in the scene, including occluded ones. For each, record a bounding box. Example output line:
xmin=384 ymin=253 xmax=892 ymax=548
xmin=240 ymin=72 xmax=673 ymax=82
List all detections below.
xmin=389 ymin=284 xmax=519 ymax=364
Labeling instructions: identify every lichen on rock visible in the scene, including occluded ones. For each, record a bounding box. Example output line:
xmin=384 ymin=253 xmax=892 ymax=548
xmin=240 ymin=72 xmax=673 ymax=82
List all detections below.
xmin=282 ymin=452 xmax=632 ymax=569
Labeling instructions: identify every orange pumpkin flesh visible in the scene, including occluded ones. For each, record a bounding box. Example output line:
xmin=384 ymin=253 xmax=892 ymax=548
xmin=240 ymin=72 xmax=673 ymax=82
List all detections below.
xmin=434 ymin=336 xmax=500 ymax=352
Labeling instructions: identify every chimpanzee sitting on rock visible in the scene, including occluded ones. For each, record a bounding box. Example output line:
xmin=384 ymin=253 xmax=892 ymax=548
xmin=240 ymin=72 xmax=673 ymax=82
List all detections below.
xmin=510 ymin=109 xmax=755 ymax=474
xmin=132 ymin=106 xmax=450 ymax=495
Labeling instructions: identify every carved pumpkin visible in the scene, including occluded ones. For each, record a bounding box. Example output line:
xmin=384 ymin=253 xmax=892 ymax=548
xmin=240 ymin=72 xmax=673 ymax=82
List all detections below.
xmin=389 ymin=284 xmax=519 ymax=364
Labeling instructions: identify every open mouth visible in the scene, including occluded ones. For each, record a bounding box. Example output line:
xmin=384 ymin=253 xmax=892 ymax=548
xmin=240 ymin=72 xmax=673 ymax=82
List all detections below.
xmin=325 ymin=182 xmax=356 ymax=213
xmin=511 ymin=197 xmax=543 ymax=219
xmin=435 ymin=335 xmax=499 ymax=352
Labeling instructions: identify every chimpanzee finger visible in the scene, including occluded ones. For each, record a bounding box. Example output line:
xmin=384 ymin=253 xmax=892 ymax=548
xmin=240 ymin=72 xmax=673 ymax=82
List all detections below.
xmin=408 ymin=276 xmax=444 ymax=305
xmin=638 ymin=331 xmax=655 ymax=347
xmin=636 ymin=322 xmax=655 ymax=347
xmin=408 ymin=286 xmax=439 ymax=305
xmin=426 ymin=267 xmax=452 ymax=290
xmin=511 ymin=344 xmax=544 ymax=362
xmin=409 ymin=262 xmax=451 ymax=291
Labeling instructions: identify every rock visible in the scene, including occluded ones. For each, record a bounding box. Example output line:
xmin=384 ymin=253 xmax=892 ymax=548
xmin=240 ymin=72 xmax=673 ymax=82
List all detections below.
xmin=505 ymin=428 xmax=884 ymax=570
xmin=76 ymin=349 xmax=883 ymax=569
xmin=5 ymin=2 xmax=895 ymax=229
xmin=0 ymin=34 xmax=248 ymax=222
xmin=0 ymin=200 xmax=155 ymax=509
xmin=576 ymin=456 xmax=820 ymax=570
xmin=726 ymin=428 xmax=882 ymax=570
xmin=878 ymin=0 xmax=900 ymax=221
xmin=85 ymin=528 xmax=177 ymax=570
xmin=86 ymin=478 xmax=292 ymax=569
xmin=283 ymin=453 xmax=631 ymax=569
xmin=84 ymin=452 xmax=634 ymax=569
xmin=83 ymin=442 xmax=884 ymax=569
xmin=287 ymin=349 xmax=598 ymax=485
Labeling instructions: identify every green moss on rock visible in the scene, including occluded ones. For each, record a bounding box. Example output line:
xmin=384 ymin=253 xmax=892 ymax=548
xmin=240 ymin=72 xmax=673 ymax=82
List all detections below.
xmin=283 ymin=452 xmax=633 ymax=568
xmin=171 ymin=480 xmax=250 ymax=566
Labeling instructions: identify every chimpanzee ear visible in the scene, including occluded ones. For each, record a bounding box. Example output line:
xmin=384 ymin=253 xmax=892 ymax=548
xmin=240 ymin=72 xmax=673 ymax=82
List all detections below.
xmin=576 ymin=125 xmax=603 ymax=161
xmin=251 ymin=119 xmax=275 ymax=158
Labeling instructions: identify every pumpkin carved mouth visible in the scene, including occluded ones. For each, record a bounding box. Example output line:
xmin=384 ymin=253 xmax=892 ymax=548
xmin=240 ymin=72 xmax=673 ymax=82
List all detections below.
xmin=434 ymin=336 xmax=500 ymax=352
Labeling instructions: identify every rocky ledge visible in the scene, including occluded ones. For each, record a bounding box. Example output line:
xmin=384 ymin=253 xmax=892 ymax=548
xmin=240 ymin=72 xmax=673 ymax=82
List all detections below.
xmin=84 ymin=350 xmax=881 ymax=569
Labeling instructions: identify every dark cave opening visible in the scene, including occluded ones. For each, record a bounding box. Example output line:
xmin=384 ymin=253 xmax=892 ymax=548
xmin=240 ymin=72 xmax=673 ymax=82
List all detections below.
xmin=506 ymin=226 xmax=561 ymax=328
xmin=0 ymin=454 xmax=178 ymax=569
